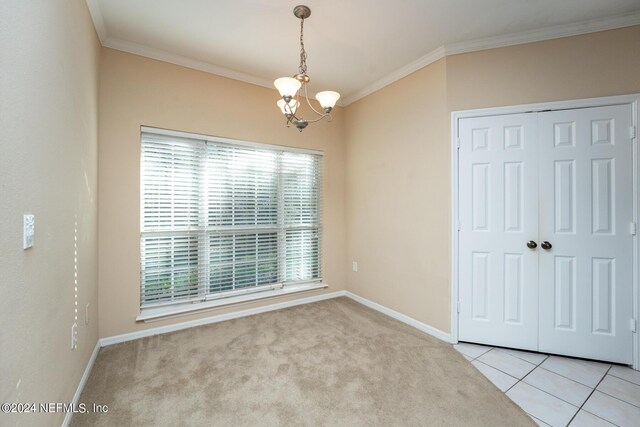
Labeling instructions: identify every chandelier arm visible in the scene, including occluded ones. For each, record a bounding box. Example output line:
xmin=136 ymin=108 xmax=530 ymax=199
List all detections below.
xmin=302 ymin=83 xmax=326 ymax=118
xmin=283 ymin=101 xmax=299 ymax=123
xmin=305 ymin=114 xmax=331 ymax=124
xmin=284 ymin=102 xmax=294 ymax=116
xmin=291 ymin=89 xmax=302 ymax=121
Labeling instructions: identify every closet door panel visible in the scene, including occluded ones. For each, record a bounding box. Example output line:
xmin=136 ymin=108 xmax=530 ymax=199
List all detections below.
xmin=458 ymin=113 xmax=539 ymax=350
xmin=538 ymin=105 xmax=633 ymax=364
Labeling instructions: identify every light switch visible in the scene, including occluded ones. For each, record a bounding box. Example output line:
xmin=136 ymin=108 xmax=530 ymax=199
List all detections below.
xmin=352 ymin=261 xmax=358 ymax=272
xmin=23 ymin=214 xmax=34 ymax=249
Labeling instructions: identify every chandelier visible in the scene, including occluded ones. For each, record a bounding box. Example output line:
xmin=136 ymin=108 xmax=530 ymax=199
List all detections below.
xmin=274 ymin=5 xmax=340 ymax=132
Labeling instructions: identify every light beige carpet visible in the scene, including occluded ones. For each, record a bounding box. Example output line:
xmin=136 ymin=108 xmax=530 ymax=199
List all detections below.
xmin=71 ymin=297 xmax=533 ymax=426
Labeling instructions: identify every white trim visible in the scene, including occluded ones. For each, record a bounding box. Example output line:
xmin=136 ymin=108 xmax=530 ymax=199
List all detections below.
xmin=451 ymin=93 xmax=640 ymax=369
xmin=85 ymin=0 xmax=640 ymax=107
xmin=101 ymin=290 xmax=346 ymax=346
xmin=344 ymin=12 xmax=640 ymax=107
xmin=450 ymin=109 xmax=460 ymax=345
xmin=101 ymin=289 xmax=455 ymax=347
xmin=137 ymin=283 xmax=328 ymax=322
xmin=444 ymin=10 xmax=640 ymax=56
xmin=103 ymin=37 xmax=274 ymax=90
xmin=344 ymin=12 xmax=640 ymax=105
xmin=633 ymin=98 xmax=640 ymax=371
xmin=341 ymin=46 xmax=446 ymax=106
xmin=450 ymin=94 xmax=640 ymax=120
xmin=61 ymin=340 xmax=101 ymax=427
xmin=344 ymin=292 xmax=453 ymax=343
xmin=141 ymin=126 xmax=324 ymax=156
xmin=84 ymin=0 xmax=107 ymax=43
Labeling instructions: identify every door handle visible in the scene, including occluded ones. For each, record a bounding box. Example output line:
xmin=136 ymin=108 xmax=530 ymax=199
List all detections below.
xmin=541 ymin=241 xmax=552 ymax=250
xmin=526 ymin=241 xmax=537 ymax=249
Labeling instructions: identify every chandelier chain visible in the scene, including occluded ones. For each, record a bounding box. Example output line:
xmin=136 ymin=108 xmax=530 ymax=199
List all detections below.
xmin=299 ymin=17 xmax=307 ymax=75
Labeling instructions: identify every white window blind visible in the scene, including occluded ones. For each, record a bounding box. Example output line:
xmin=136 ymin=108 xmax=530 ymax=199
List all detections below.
xmin=140 ymin=130 xmax=322 ymax=310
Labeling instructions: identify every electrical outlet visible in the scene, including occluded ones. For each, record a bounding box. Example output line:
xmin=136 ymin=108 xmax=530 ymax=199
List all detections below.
xmin=71 ymin=323 xmax=78 ymax=349
xmin=352 ymin=261 xmax=358 ymax=272
xmin=85 ymin=303 xmax=90 ymax=325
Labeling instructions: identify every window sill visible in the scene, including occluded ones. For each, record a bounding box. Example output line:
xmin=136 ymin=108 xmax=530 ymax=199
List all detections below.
xmin=136 ymin=282 xmax=328 ymax=322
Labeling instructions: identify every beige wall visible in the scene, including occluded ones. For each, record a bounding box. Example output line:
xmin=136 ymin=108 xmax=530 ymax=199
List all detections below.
xmin=447 ymin=26 xmax=640 ymax=111
xmin=98 ymin=48 xmax=347 ymax=338
xmin=344 ymin=59 xmax=451 ymax=331
xmin=344 ymin=26 xmax=640 ymax=334
xmin=0 ymin=1 xmax=100 ymax=426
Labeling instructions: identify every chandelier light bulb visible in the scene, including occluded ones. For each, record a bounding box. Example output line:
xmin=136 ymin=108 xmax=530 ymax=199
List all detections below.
xmin=315 ymin=91 xmax=340 ymax=110
xmin=274 ymin=77 xmax=301 ymax=98
xmin=277 ymin=99 xmax=298 ymax=115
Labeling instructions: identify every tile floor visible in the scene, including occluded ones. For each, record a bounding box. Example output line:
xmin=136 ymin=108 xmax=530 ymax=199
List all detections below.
xmin=454 ymin=342 xmax=640 ymax=427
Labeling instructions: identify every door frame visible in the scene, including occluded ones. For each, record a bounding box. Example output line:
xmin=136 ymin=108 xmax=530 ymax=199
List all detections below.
xmin=451 ymin=94 xmax=640 ymax=368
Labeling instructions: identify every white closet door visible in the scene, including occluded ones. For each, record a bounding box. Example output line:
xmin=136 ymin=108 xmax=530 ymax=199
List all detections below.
xmin=458 ymin=114 xmax=539 ymax=350
xmin=538 ymin=105 xmax=634 ymax=364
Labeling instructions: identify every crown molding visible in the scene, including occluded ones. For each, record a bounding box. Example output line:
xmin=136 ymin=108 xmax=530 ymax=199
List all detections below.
xmin=85 ymin=0 xmax=107 ymax=43
xmin=444 ymin=10 xmax=640 ymax=56
xmin=85 ymin=0 xmax=640 ymax=107
xmin=340 ymin=46 xmax=446 ymax=106
xmin=102 ymin=37 xmax=350 ymax=106
xmin=103 ymin=37 xmax=274 ymax=90
xmin=343 ymin=11 xmax=640 ymax=106
xmin=84 ymin=0 xmax=273 ymax=90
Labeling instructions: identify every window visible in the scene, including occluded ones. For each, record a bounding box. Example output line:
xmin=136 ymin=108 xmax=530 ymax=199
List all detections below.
xmin=140 ymin=127 xmax=323 ymax=317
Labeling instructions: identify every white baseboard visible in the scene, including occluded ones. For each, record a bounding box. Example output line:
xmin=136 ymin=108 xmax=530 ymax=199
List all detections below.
xmin=100 ymin=290 xmax=347 ymax=346
xmin=62 ymin=340 xmax=101 ymax=427
xmin=99 ymin=289 xmax=452 ymax=347
xmin=344 ymin=291 xmax=453 ymax=343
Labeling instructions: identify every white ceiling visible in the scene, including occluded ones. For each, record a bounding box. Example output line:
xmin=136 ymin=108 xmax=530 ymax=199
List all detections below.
xmin=87 ymin=0 xmax=640 ymax=105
